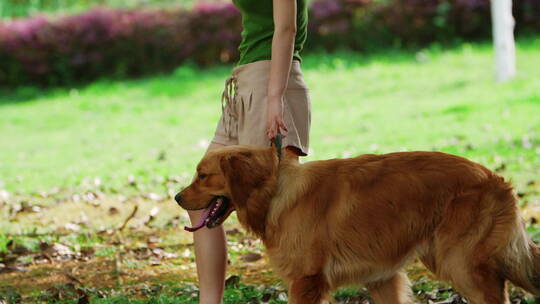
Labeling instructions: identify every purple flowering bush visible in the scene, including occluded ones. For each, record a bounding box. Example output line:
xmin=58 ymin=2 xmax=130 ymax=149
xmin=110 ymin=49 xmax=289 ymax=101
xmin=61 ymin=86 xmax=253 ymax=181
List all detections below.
xmin=308 ymin=0 xmax=539 ymax=51
xmin=0 ymin=5 xmax=239 ymax=86
xmin=0 ymin=0 xmax=538 ymax=86
xmin=375 ymin=0 xmax=492 ymax=44
xmin=189 ymin=3 xmax=241 ymax=65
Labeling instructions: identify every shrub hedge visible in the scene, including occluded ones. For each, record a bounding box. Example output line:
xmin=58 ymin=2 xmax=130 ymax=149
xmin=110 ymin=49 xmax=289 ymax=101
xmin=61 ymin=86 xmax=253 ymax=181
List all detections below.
xmin=0 ymin=4 xmax=240 ymax=86
xmin=0 ymin=0 xmax=538 ymax=87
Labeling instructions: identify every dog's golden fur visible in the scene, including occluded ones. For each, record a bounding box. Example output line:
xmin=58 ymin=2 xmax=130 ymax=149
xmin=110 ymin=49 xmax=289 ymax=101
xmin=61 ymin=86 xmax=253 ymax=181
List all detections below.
xmin=177 ymin=146 xmax=540 ymax=304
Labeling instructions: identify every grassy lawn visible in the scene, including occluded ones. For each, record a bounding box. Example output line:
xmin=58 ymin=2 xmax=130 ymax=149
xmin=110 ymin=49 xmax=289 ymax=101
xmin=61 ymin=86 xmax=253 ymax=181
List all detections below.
xmin=1 ymin=37 xmax=539 ymax=198
xmin=1 ymin=37 xmax=540 ymax=303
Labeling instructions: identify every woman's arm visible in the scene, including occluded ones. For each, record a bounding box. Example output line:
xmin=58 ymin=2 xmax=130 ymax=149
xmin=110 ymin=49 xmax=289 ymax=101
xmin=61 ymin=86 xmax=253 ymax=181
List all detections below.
xmin=266 ymin=0 xmax=297 ymax=140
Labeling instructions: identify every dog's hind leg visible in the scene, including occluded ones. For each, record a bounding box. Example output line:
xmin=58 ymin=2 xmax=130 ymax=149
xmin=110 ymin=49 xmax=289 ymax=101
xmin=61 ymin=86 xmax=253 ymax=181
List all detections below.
xmin=444 ymin=260 xmax=509 ymax=304
xmin=431 ymin=182 xmax=514 ymax=304
xmin=366 ymin=271 xmax=416 ymax=304
xmin=289 ymin=273 xmax=330 ymax=304
xmin=432 ymin=229 xmax=509 ymax=303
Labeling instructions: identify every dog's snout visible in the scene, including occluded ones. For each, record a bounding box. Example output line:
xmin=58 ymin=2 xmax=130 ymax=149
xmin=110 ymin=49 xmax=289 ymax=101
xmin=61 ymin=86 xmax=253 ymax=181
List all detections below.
xmin=174 ymin=192 xmax=183 ymax=205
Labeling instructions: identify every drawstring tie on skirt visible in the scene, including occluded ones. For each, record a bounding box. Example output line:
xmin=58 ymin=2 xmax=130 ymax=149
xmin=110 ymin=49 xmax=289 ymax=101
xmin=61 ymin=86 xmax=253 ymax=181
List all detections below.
xmin=221 ymin=76 xmax=238 ymax=139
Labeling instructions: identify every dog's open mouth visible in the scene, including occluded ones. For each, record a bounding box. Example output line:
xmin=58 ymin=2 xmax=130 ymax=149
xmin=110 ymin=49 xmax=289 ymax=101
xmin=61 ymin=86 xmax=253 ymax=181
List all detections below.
xmin=184 ymin=196 xmax=231 ymax=232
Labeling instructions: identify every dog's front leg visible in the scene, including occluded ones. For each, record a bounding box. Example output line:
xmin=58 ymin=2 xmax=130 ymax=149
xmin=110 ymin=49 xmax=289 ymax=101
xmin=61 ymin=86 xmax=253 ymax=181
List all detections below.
xmin=366 ymin=271 xmax=416 ymax=304
xmin=288 ymin=274 xmax=330 ymax=304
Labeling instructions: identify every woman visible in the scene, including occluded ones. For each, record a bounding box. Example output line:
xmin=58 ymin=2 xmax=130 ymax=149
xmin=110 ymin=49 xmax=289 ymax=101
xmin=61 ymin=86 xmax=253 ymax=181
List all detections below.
xmin=188 ymin=0 xmax=310 ymax=302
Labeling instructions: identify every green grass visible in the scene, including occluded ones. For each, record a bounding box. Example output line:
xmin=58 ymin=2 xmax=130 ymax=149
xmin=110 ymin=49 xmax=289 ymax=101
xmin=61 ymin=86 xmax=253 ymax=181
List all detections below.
xmin=1 ymin=281 xmax=289 ymax=304
xmin=1 ymin=37 xmax=540 ymax=197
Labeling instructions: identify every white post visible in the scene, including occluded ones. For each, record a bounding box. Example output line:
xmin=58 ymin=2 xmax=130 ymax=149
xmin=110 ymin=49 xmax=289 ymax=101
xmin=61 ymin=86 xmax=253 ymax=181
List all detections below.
xmin=491 ymin=0 xmax=516 ymax=82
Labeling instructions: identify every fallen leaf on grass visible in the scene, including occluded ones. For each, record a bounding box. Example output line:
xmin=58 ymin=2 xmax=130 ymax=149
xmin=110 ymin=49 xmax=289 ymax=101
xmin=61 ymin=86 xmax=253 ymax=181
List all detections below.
xmin=9 ymin=201 xmax=44 ymax=217
xmin=147 ymin=236 xmax=161 ymax=247
xmin=65 ymin=223 xmax=82 ymax=232
xmin=226 ymin=228 xmax=240 ymax=235
xmin=149 ymin=206 xmax=159 ymax=217
xmin=82 ymin=192 xmax=102 ymax=206
xmin=149 ymin=259 xmax=162 ymax=266
xmin=144 ymin=193 xmax=164 ymax=202
xmin=165 ymin=215 xmax=180 ymax=228
xmin=157 ymin=150 xmax=167 ymax=161
xmin=225 ymin=275 xmax=240 ymax=288
xmin=182 ymin=249 xmax=191 ymax=258
xmin=41 ymin=243 xmax=77 ymax=261
xmin=76 ymin=213 xmax=89 ymax=225
xmin=131 ymin=248 xmax=152 ymax=260
xmin=131 ymin=247 xmax=178 ymax=260
xmin=108 ymin=207 xmax=119 ymax=215
xmin=0 ymin=189 xmax=10 ymax=202
xmin=142 ymin=206 xmax=160 ymax=227
xmin=0 ymin=263 xmax=28 ymax=274
xmin=127 ymin=175 xmax=137 ymax=187
xmin=167 ymin=187 xmax=177 ymax=199
xmin=241 ymin=252 xmax=262 ymax=262
xmin=151 ymin=248 xmax=178 ymax=259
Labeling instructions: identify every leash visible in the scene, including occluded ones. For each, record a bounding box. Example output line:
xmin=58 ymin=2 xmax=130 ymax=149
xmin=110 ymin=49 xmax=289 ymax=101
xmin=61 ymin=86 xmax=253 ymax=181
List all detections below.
xmin=273 ymin=133 xmax=282 ymax=161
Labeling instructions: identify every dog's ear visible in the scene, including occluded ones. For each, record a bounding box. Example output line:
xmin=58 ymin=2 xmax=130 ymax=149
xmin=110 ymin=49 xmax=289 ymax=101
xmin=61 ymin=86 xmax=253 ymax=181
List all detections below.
xmin=219 ymin=151 xmax=269 ymax=195
xmin=219 ymin=150 xmax=276 ymax=235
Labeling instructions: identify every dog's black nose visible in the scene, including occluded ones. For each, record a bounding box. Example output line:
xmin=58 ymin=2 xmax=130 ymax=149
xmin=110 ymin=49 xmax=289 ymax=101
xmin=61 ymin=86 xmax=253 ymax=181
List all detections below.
xmin=174 ymin=192 xmax=183 ymax=205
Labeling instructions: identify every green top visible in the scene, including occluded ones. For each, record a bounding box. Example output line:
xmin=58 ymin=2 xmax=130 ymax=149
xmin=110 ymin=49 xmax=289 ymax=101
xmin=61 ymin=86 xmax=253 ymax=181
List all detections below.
xmin=232 ymin=0 xmax=308 ymax=66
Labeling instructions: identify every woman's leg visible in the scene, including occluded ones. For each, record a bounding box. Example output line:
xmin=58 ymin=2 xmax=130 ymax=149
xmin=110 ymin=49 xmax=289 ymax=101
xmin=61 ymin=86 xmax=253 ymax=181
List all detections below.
xmin=188 ymin=143 xmax=298 ymax=304
xmin=188 ymin=141 xmax=228 ymax=304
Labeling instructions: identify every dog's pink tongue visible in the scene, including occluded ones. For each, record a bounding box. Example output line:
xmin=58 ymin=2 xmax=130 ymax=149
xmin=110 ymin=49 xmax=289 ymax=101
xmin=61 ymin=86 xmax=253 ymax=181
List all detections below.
xmin=184 ymin=203 xmax=214 ymax=232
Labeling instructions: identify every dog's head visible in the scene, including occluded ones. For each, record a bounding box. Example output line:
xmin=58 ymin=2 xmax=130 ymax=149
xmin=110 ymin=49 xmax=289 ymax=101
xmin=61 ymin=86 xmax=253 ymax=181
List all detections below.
xmin=175 ymin=145 xmax=279 ymax=234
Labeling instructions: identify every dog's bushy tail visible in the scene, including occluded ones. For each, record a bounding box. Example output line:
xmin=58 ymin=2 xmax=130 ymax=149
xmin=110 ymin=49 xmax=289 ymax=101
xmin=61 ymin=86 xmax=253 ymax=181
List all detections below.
xmin=498 ymin=213 xmax=540 ymax=295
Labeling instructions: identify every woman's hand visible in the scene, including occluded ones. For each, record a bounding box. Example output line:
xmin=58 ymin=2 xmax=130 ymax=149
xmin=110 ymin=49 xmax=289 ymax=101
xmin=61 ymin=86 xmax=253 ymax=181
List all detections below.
xmin=266 ymin=95 xmax=288 ymax=140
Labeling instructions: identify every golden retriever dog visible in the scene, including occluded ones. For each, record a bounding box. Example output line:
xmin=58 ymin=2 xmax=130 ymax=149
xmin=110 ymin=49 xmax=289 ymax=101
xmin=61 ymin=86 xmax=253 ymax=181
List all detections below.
xmin=175 ymin=145 xmax=540 ymax=304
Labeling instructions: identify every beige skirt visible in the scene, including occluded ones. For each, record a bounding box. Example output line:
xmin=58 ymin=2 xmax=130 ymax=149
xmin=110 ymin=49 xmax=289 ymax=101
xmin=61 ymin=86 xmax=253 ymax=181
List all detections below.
xmin=212 ymin=60 xmax=311 ymax=156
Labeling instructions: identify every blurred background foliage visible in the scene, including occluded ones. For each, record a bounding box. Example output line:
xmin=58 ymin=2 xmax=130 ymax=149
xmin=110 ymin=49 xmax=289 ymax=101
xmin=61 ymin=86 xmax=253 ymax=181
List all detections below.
xmin=0 ymin=0 xmax=539 ymax=87
xmin=0 ymin=0 xmax=220 ymax=18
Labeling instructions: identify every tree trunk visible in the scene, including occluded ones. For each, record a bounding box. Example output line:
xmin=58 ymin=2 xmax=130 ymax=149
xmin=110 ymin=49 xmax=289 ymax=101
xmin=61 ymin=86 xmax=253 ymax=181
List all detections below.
xmin=491 ymin=0 xmax=516 ymax=82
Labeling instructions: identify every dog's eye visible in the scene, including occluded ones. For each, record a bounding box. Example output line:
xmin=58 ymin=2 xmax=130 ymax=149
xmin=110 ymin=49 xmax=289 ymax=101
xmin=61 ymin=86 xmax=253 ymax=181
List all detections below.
xmin=199 ymin=174 xmax=208 ymax=180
